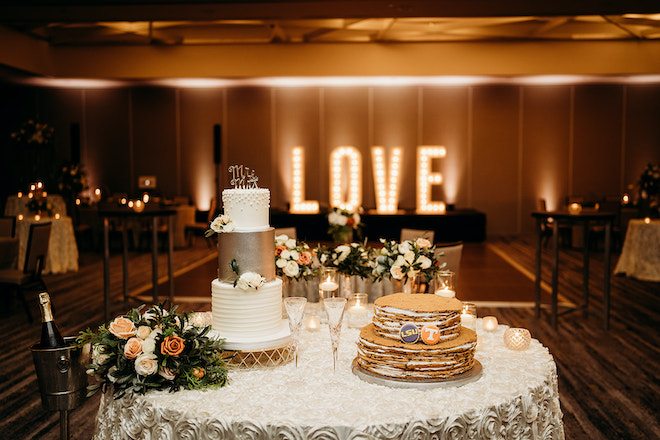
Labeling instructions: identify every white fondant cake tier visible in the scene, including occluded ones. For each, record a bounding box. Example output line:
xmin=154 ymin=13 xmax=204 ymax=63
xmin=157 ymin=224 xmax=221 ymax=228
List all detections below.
xmin=222 ymin=188 xmax=270 ymax=231
xmin=211 ymin=277 xmax=283 ymax=338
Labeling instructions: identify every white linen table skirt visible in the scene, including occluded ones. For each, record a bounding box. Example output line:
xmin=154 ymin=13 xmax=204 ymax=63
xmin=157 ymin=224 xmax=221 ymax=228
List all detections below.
xmin=93 ymin=321 xmax=564 ymax=440
xmin=16 ymin=216 xmax=79 ymax=275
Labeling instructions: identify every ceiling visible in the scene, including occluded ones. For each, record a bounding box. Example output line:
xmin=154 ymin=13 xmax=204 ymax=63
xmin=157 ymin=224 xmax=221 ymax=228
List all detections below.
xmin=2 ymin=1 xmax=660 ymax=46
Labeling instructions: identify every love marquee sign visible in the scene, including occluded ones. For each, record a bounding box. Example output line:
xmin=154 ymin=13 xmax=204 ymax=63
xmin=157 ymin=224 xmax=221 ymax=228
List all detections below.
xmin=289 ymin=145 xmax=448 ymax=215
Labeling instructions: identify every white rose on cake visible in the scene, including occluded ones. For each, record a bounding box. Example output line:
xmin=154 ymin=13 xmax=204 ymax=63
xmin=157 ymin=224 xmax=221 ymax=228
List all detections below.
xmin=236 ymin=272 xmax=266 ymax=290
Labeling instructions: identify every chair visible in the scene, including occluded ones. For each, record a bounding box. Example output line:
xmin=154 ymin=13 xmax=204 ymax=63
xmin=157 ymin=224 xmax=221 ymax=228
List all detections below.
xmin=434 ymin=241 xmax=463 ymax=282
xmin=0 ymin=216 xmax=16 ymax=238
xmin=274 ymin=227 xmax=297 ymax=239
xmin=185 ymin=198 xmax=217 ymax=248
xmin=400 ymin=228 xmax=435 ymax=243
xmin=0 ymin=222 xmax=52 ymax=322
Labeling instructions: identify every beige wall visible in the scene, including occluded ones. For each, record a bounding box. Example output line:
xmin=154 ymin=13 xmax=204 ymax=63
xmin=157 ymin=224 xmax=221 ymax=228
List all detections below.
xmin=1 ymin=80 xmax=659 ymax=236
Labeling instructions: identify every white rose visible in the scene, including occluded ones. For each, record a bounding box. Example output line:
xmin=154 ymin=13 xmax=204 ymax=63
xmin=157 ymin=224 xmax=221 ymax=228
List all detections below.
xmin=276 ymin=258 xmax=287 ymax=268
xmin=136 ymin=325 xmax=152 ymax=340
xmin=415 ymin=238 xmax=432 ymax=249
xmin=416 ymin=255 xmax=432 ymax=269
xmin=285 ymin=238 xmax=297 ymax=249
xmin=223 ymin=222 xmax=235 ymax=232
xmin=134 ymin=353 xmax=158 ymax=376
xmin=403 ymin=251 xmax=416 ymax=265
xmin=336 ymin=245 xmax=351 ymax=262
xmin=142 ymin=337 xmax=156 ymax=354
xmin=289 ymin=250 xmax=299 ymax=261
xmin=275 ymin=234 xmax=288 ymax=245
xmin=390 ymin=265 xmax=404 ymax=280
xmin=398 ymin=241 xmax=412 ymax=254
xmin=236 ymin=278 xmax=249 ymax=290
xmin=281 ymin=249 xmax=291 ymax=260
xmin=210 ymin=217 xmax=224 ymax=233
xmin=320 ymin=254 xmax=327 ymax=264
xmin=283 ymin=260 xmax=300 ymax=277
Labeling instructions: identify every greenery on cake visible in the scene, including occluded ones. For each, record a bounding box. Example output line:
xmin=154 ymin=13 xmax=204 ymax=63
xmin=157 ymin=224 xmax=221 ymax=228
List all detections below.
xmin=77 ymin=304 xmax=228 ymax=398
xmin=274 ymin=234 xmax=317 ymax=281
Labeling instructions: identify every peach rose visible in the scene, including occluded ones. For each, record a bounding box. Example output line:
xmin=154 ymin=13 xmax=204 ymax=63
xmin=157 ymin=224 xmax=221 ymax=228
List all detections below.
xmin=297 ymin=251 xmax=312 ymax=266
xmin=136 ymin=325 xmax=152 ymax=340
xmin=274 ymin=244 xmax=287 ymax=257
xmin=108 ymin=317 xmax=137 ymax=339
xmin=158 ymin=366 xmax=177 ymax=381
xmin=192 ymin=367 xmax=205 ymax=378
xmin=123 ymin=337 xmax=143 ymax=360
xmin=161 ymin=335 xmax=185 ymax=357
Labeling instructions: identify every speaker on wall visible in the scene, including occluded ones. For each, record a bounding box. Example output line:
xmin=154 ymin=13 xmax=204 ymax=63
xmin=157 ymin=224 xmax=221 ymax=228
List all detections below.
xmin=213 ymin=124 xmax=222 ymax=164
xmin=70 ymin=122 xmax=81 ymax=164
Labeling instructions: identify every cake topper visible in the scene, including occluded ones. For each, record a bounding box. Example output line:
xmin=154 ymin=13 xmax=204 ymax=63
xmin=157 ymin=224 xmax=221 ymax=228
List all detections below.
xmin=229 ymin=165 xmax=259 ymax=189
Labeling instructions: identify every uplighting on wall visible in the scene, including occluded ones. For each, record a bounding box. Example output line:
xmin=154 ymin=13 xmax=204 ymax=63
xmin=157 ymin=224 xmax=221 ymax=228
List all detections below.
xmin=416 ymin=146 xmax=447 ymax=214
xmin=371 ymin=146 xmax=402 ymax=214
xmin=290 ymin=146 xmax=320 ymax=213
xmin=330 ymin=146 xmax=362 ymax=211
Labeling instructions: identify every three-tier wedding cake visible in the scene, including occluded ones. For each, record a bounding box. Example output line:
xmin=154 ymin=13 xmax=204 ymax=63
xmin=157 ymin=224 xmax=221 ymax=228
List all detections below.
xmin=210 ymin=166 xmax=293 ymax=367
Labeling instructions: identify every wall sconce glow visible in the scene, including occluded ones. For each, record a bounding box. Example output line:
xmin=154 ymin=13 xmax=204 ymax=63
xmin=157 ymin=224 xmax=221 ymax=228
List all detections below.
xmin=289 ymin=146 xmax=320 ymax=214
xmin=416 ymin=146 xmax=447 ymax=214
xmin=329 ymin=146 xmax=362 ymax=211
xmin=371 ymin=146 xmax=402 ymax=214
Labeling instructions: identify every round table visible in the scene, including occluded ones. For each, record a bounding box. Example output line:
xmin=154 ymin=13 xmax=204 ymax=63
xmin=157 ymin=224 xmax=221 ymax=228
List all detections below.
xmin=614 ymin=218 xmax=660 ymax=281
xmin=93 ymin=320 xmax=564 ymax=439
xmin=16 ymin=216 xmax=79 ymax=274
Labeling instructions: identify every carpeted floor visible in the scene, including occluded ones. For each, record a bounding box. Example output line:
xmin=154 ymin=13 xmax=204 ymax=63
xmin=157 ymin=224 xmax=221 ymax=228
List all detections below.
xmin=0 ymin=236 xmax=658 ymax=439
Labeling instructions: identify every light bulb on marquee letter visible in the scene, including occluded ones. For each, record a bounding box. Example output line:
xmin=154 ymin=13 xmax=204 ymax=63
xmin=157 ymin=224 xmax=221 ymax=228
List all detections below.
xmin=416 ymin=146 xmax=447 ymax=214
xmin=371 ymin=146 xmax=402 ymax=214
xmin=329 ymin=146 xmax=362 ymax=211
xmin=289 ymin=146 xmax=319 ymax=213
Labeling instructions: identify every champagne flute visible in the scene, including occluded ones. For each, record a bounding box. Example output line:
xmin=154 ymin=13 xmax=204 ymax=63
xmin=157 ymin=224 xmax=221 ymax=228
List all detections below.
xmin=284 ymin=297 xmax=307 ymax=368
xmin=323 ymin=297 xmax=347 ymax=372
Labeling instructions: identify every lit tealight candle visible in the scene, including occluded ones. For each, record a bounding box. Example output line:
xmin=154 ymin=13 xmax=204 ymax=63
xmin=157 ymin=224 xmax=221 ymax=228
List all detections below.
xmin=133 ymin=200 xmax=145 ymax=213
xmin=435 ymin=288 xmax=455 ymax=298
xmin=143 ymin=193 xmax=150 ymax=203
xmin=568 ymin=202 xmax=582 ymax=215
xmin=76 ymin=198 xmax=81 ymax=206
xmin=18 ymin=214 xmax=23 ymax=220
xmin=42 ymin=191 xmax=47 ymax=198
xmin=460 ymin=302 xmax=477 ymax=331
xmin=120 ymin=197 xmax=127 ymax=205
xmin=644 ymin=217 xmax=651 ymax=224
xmin=319 ymin=280 xmax=338 ymax=292
xmin=482 ymin=316 xmax=498 ymax=331
xmin=17 ymin=192 xmax=23 ymax=198
xmin=304 ymin=315 xmax=320 ymax=331
xmin=30 ymin=184 xmax=36 ymax=191
xmin=95 ymin=188 xmax=102 ymax=198
xmin=34 ymin=214 xmax=41 ymax=221
xmin=54 ymin=213 xmax=61 ymax=219
xmin=36 ymin=181 xmax=43 ymax=189
xmin=128 ymin=200 xmax=134 ymax=208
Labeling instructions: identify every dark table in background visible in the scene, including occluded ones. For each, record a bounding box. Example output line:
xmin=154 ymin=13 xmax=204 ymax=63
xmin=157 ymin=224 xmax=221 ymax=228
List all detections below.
xmin=531 ymin=210 xmax=615 ymax=330
xmin=98 ymin=206 xmax=176 ymax=321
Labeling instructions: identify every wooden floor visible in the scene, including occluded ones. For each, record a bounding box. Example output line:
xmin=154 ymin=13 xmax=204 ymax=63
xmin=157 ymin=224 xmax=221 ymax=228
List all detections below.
xmin=0 ymin=236 xmax=658 ymax=439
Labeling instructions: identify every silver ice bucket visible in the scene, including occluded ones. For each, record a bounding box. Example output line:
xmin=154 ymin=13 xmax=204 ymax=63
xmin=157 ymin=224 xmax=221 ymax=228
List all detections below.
xmin=30 ymin=336 xmax=90 ymax=412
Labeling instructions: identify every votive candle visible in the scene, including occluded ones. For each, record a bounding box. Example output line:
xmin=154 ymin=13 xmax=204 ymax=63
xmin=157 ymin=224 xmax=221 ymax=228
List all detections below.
xmin=304 ymin=315 xmax=320 ymax=331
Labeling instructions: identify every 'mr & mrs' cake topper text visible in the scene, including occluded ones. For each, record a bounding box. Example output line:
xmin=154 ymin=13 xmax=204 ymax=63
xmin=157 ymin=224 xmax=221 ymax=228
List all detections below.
xmin=229 ymin=165 xmax=259 ymax=189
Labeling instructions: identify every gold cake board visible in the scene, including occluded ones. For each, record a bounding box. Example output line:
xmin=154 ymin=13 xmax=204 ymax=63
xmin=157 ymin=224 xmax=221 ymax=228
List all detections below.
xmin=352 ymin=358 xmax=483 ymax=389
xmin=223 ymin=341 xmax=295 ymax=369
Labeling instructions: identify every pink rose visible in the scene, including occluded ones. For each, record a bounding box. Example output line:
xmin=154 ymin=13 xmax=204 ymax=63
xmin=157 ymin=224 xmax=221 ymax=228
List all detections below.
xmin=123 ymin=337 xmax=143 ymax=360
xmin=297 ymin=251 xmax=312 ymax=266
xmin=108 ymin=317 xmax=137 ymax=339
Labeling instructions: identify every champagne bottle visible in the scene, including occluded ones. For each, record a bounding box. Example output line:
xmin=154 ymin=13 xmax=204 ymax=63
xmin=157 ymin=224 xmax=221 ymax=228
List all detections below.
xmin=38 ymin=292 xmax=66 ymax=348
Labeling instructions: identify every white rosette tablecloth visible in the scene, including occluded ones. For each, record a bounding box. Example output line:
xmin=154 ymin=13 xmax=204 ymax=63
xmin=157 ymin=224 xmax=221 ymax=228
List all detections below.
xmin=93 ymin=321 xmax=564 ymax=440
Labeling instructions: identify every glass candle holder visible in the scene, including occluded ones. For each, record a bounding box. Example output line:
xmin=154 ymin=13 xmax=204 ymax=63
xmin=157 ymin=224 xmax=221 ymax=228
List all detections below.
xmin=503 ymin=328 xmax=531 ymax=351
xmin=318 ymin=267 xmax=339 ymax=323
xmin=482 ymin=316 xmax=499 ymax=332
xmin=434 ymin=271 xmax=456 ymax=298
xmin=460 ymin=302 xmax=477 ymax=331
xmin=347 ymin=293 xmax=370 ymax=328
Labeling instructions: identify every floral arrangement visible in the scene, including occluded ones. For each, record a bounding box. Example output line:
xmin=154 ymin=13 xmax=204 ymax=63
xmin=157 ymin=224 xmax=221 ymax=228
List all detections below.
xmin=56 ymin=162 xmax=88 ymax=201
xmin=77 ymin=304 xmax=227 ymax=398
xmin=317 ymin=241 xmax=373 ymax=279
xmin=10 ymin=119 xmax=54 ymax=146
xmin=371 ymin=238 xmax=441 ymax=284
xmin=26 ymin=195 xmax=54 ymax=217
xmin=206 ymin=214 xmax=234 ymax=236
xmin=229 ymin=259 xmax=266 ymax=290
xmin=638 ymin=163 xmax=660 ymax=198
xmin=275 ymin=234 xmax=317 ymax=281
xmin=327 ymin=207 xmax=364 ymax=243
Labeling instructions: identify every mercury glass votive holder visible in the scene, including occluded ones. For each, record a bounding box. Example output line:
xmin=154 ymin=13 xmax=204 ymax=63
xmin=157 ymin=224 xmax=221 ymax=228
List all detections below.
xmin=503 ymin=328 xmax=531 ymax=351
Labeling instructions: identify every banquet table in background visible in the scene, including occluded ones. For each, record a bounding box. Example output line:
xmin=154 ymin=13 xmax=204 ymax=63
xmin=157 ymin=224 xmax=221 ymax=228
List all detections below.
xmin=15 ymin=216 xmax=79 ymax=274
xmin=93 ymin=321 xmax=564 ymax=440
xmin=4 ymin=194 xmax=68 ymax=217
xmin=614 ymin=218 xmax=660 ymax=281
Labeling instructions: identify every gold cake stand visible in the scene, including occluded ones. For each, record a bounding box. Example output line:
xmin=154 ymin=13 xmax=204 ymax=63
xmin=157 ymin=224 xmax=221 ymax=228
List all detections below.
xmin=352 ymin=358 xmax=483 ymax=389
